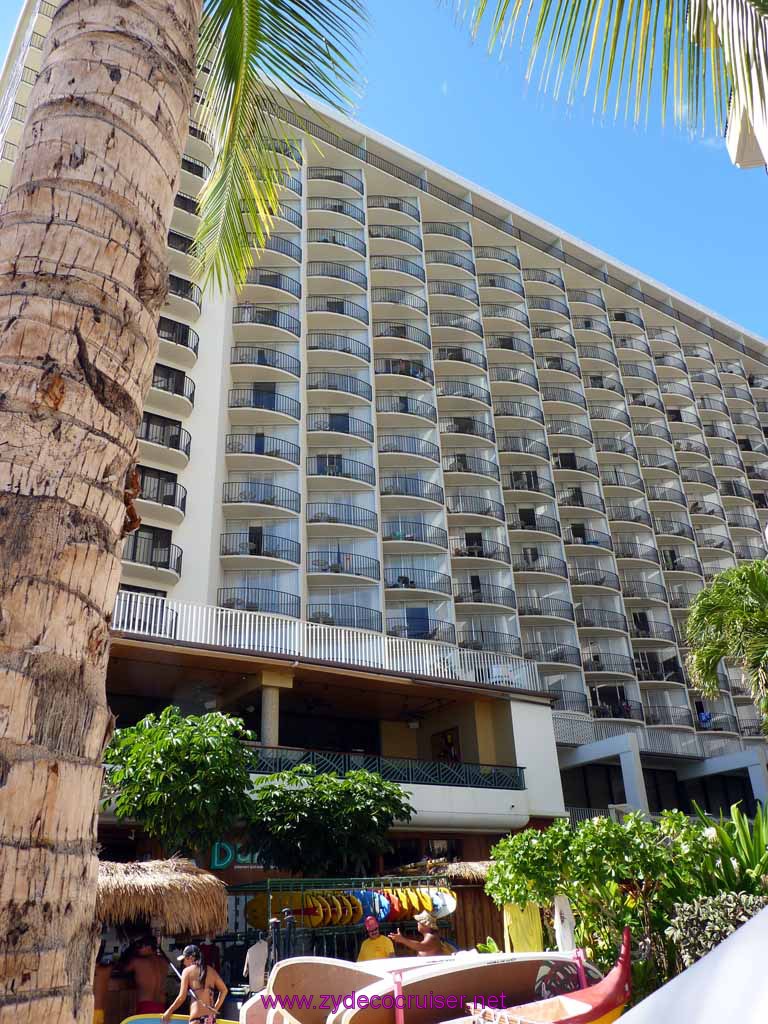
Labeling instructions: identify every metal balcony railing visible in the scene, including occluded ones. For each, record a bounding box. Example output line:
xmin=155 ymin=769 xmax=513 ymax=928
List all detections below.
xmin=523 ymin=643 xmax=582 ymax=666
xmin=533 ymin=325 xmax=576 ymax=348
xmin=475 ymin=246 xmax=521 ymax=268
xmin=382 ymin=520 xmax=448 ymax=547
xmin=674 ymin=438 xmax=709 ymax=457
xmin=648 ymin=484 xmax=687 ymax=505
xmin=222 ymin=480 xmax=301 ymax=512
xmin=551 ymin=690 xmax=591 ymax=714
xmin=568 ymin=289 xmax=606 ymax=310
xmin=601 ymin=468 xmax=645 ymax=491
xmin=576 ymin=607 xmax=627 ymax=631
xmin=491 ymin=366 xmax=539 ymax=389
xmin=607 ymin=505 xmax=652 ymax=527
xmin=310 ymin=605 xmax=383 ymax=632
xmin=136 ymin=471 xmax=187 ymax=513
xmin=380 ymin=476 xmax=443 ymax=503
xmin=307 ymin=296 xmax=369 ymax=324
xmin=570 ymin=566 xmax=620 ymax=589
xmin=588 ymin=409 xmax=631 ymax=430
xmin=370 ymin=255 xmax=425 ymax=282
xmin=557 ymin=489 xmax=605 ymax=512
xmin=493 ymin=401 xmax=544 ymax=424
xmin=653 ymin=516 xmax=695 ymax=540
xmin=629 ymin=619 xmax=676 ymax=641
xmin=537 ymin=355 xmax=581 ymax=377
xmin=523 ymin=268 xmax=565 ymax=289
xmin=379 ymin=434 xmax=439 ymax=461
xmin=452 ymin=538 xmax=511 ymax=563
xmin=217 ymin=587 xmax=300 ymax=616
xmin=511 ymin=553 xmax=568 ymax=576
xmin=373 ymin=321 xmax=431 ymax=349
xmin=506 ymin=475 xmax=555 ymax=497
xmin=232 ymin=305 xmax=301 ymax=336
xmin=244 ymin=268 xmax=302 ymax=297
xmin=372 ymin=288 xmax=428 ymax=314
xmin=438 ymin=379 xmax=493 ymax=405
xmin=439 ymin=415 xmax=495 ymax=439
xmin=308 ymin=227 xmax=365 ymax=255
xmin=595 ymin=437 xmax=637 ymax=458
xmin=695 ymin=532 xmax=734 ymax=553
xmin=667 ymin=588 xmax=701 ymax=609
xmin=498 ymin=436 xmax=550 ymax=460
xmin=507 ymin=512 xmax=560 ymax=535
xmin=453 ymin=582 xmax=517 ymax=608
xmin=579 ymin=345 xmax=619 ymax=368
xmin=228 ymin=389 xmax=300 ymax=419
xmin=442 ymin=453 xmax=500 ymax=479
xmin=640 ymin=453 xmax=679 ymax=473
xmin=308 ymin=551 xmax=381 ymax=580
xmin=644 ymin=705 xmax=695 ymax=728
xmin=435 ymin=346 xmax=488 ymax=369
xmin=541 ymin=386 xmax=587 ymax=409
xmin=582 ymin=652 xmax=636 ymax=675
xmin=526 ymin=295 xmax=569 ymax=318
xmin=307 ymin=414 xmax=373 ymax=443
xmin=385 ymin=568 xmax=452 ymax=594
xmin=634 ymin=422 xmax=672 ymax=443
xmin=446 ymin=493 xmax=505 ymax=520
xmin=458 ymin=630 xmax=523 ymax=656
xmin=168 ymin=274 xmax=202 ymax=309
xmin=167 ymin=230 xmax=193 ymax=255
xmin=367 ymin=195 xmax=420 ymax=219
xmin=573 ymin=316 xmax=611 ymax=337
xmin=429 ymin=280 xmax=481 ymax=304
xmin=138 ymin=417 xmax=191 ymax=457
xmin=375 ymin=358 xmax=433 ymax=384
xmin=157 ymin=316 xmax=200 ymax=355
xmin=377 ymin=394 xmax=437 ymax=421
xmin=386 ymin=617 xmax=456 ymax=643
xmin=307 ymin=455 xmax=375 ymax=486
xmin=307 ymin=261 xmax=367 ymax=290
xmin=308 ymin=196 xmax=365 ymax=223
xmin=230 ymin=346 xmax=301 ymax=377
xmin=727 ymin=512 xmax=761 ymax=530
xmin=431 ymin=311 xmax=485 ymax=335
xmin=591 ymin=699 xmax=645 ymax=721
xmin=123 ymin=535 xmax=183 ymax=575
xmin=368 ymin=224 xmax=422 ymax=249
xmin=477 ymin=274 xmax=524 ymax=298
xmin=261 ymin=235 xmax=303 ymax=261
xmin=219 ymin=533 xmax=301 ymax=563
xmin=308 ymin=166 xmax=364 ymax=192
xmin=423 ymin=221 xmax=472 ymax=244
xmin=152 ymin=366 xmax=196 ymax=404
xmin=620 ymin=577 xmax=668 ymax=601
xmin=426 ymin=249 xmax=477 ymax=273
xmin=614 ymin=541 xmax=660 ymax=563
xmin=615 ymin=336 xmax=651 ymax=356
xmin=628 ymin=392 xmax=665 ymax=413
xmin=307 ymin=503 xmax=378 ymax=532
xmin=562 ymin=527 xmax=613 ymax=549
xmin=518 ymin=597 xmax=574 ymax=619
xmin=307 ymin=371 xmax=372 ymax=400
xmin=688 ymin=499 xmax=725 ymax=519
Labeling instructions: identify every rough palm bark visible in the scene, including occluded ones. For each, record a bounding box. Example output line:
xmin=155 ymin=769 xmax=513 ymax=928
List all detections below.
xmin=0 ymin=1 xmax=201 ymax=1020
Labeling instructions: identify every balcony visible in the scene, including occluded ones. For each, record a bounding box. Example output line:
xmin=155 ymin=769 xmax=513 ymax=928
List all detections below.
xmin=367 ymin=195 xmax=420 ymax=220
xmin=629 ymin=619 xmax=676 ymax=642
xmin=382 ymin=520 xmax=448 ymax=550
xmin=493 ymin=401 xmax=544 ymax=425
xmin=453 ymin=582 xmax=517 ymax=610
xmin=620 ymin=577 xmax=668 ymax=602
xmin=307 ymin=455 xmax=375 ymax=488
xmin=451 ymin=538 xmax=511 ymax=565
xmin=385 ymin=567 xmax=452 ymax=595
xmin=379 ymin=434 xmax=439 ymax=464
xmin=242 ymin=267 xmax=301 ymax=299
xmin=575 ymin=607 xmax=628 ymax=632
xmin=308 ymin=413 xmax=374 ymax=445
xmin=553 ymin=455 xmax=600 ymax=478
xmin=582 ymin=652 xmax=636 ymax=677
xmin=374 ymin=358 xmax=433 ymax=385
xmin=518 ymin=597 xmax=575 ymax=621
xmin=307 ymin=503 xmax=378 ymax=534
xmin=442 ymin=453 xmax=500 ymax=481
xmin=490 ymin=366 xmax=539 ymax=393
xmin=505 ymin=474 xmax=555 ymax=498
xmin=307 ymin=295 xmax=369 ymax=325
xmin=368 ymin=224 xmax=422 ymax=251
xmin=601 ymin=468 xmax=645 ymax=492
xmin=429 ymin=280 xmax=481 ymax=306
xmin=228 ymin=389 xmax=300 ymax=424
xmin=222 ymin=480 xmax=301 ymax=516
xmin=511 ymin=553 xmax=568 ymax=577
xmin=648 ymin=484 xmax=687 ymax=506
xmin=458 ymin=630 xmax=523 ymax=656
xmin=373 ymin=321 xmax=431 ymax=351
xmin=137 ymin=417 xmax=191 ymax=464
xmin=307 ymin=167 xmax=364 ymax=194
xmin=122 ymin=534 xmax=183 ymax=578
xmin=426 ymin=249 xmax=477 ymax=274
xmin=572 ymin=316 xmax=611 ymax=338
xmin=578 ymin=344 xmax=618 ymax=367
xmin=307 ymin=196 xmax=365 ymax=225
xmin=541 ymin=386 xmax=587 ymax=410
xmin=149 ymin=365 xmax=195 ymax=415
xmin=387 ymin=617 xmax=456 ymax=643
xmin=230 ymin=346 xmax=301 ymax=383
xmin=135 ymin=470 xmax=187 ymax=521
xmin=615 ymin=336 xmax=651 ymax=357
xmin=439 ymin=415 xmax=495 ymax=442
xmin=309 ymin=604 xmax=383 ymax=632
xmin=307 ymin=261 xmax=367 ymax=291
xmin=507 ymin=512 xmax=561 ymax=537
xmin=614 ymin=541 xmax=660 ymax=564
xmin=533 ymin=325 xmax=576 ymax=349
xmin=568 ymin=289 xmax=606 ymax=311
xmin=557 ymin=489 xmax=605 ymax=513
xmin=653 ymin=516 xmax=695 ymax=541
xmin=307 ymin=370 xmax=372 ymax=403
xmin=606 ymin=505 xmax=652 ymax=528
xmin=644 ymin=705 xmax=695 ymax=728
xmin=569 ymin=566 xmax=620 ymax=590
xmin=640 ymin=453 xmax=679 ymax=474
xmin=696 ymin=532 xmax=734 ymax=553
xmin=667 ymin=587 xmax=701 ymax=609
xmin=307 ymin=551 xmax=381 ymax=581
xmin=527 ymin=295 xmax=569 ymax=321
xmin=422 ymin=221 xmax=472 ymax=245
xmin=219 ymin=533 xmax=301 ymax=567
xmin=523 ymin=643 xmax=582 ymax=667
xmin=370 ymin=255 xmax=425 ymax=283
xmin=216 ymin=588 xmax=300 ymax=617
xmin=475 ymin=246 xmax=520 ymax=269
xmin=380 ymin=475 xmax=444 ymax=505
xmin=435 ymin=346 xmax=488 ymax=370
xmin=431 ymin=311 xmax=485 ymax=336
xmin=591 ymin=699 xmax=645 ymax=722
xmin=157 ymin=316 xmax=199 ymax=366
xmin=377 ymin=394 xmax=437 ymax=423
xmin=498 ymin=436 xmax=550 ymax=461
xmin=635 ymin=422 xmax=673 ymax=444
xmin=259 ymin=235 xmax=303 ymax=263
xmin=308 ymin=227 xmax=366 ymax=257
xmin=446 ymin=493 xmax=505 ymax=521
xmin=537 ymin=355 xmax=581 ymax=378
xmin=696 ymin=712 xmax=740 ymax=734
xmin=437 ymin=379 xmax=492 ymax=408
xmin=739 ymin=719 xmax=765 ymax=738
xmin=372 ymin=287 xmax=428 ymax=316
xmin=552 ymin=690 xmax=590 ymax=714
xmin=478 ymin=274 xmax=524 ymax=299
xmin=232 ymin=305 xmax=300 ymax=338
xmin=167 ymin=274 xmax=202 ymax=315
xmin=562 ymin=526 xmax=613 ymax=550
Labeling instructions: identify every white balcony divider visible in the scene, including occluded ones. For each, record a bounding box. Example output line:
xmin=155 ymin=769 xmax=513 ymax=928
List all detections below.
xmin=112 ymin=591 xmax=542 ymax=693
xmin=552 ymin=712 xmax=744 ymax=760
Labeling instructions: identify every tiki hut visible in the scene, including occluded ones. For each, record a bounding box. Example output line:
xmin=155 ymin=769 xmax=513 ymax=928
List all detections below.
xmin=399 ymin=860 xmax=501 ymax=950
xmin=97 ymin=858 xmax=228 ymax=935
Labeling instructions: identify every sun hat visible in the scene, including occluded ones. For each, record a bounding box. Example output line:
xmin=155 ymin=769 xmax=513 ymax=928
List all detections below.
xmin=414 ymin=910 xmax=438 ymax=930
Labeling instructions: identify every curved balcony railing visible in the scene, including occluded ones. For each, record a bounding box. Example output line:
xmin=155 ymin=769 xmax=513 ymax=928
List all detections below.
xmin=525 ymin=295 xmax=570 ymax=319
xmin=217 ymin=588 xmax=300 ymax=617
xmin=644 ymin=705 xmax=695 ymax=728
xmin=224 ymin=434 xmax=301 ymax=464
xmin=180 ymin=154 xmax=210 ymax=180
xmin=570 ymin=565 xmax=620 ymax=589
xmin=611 ymin=309 xmax=645 ymax=329
xmin=451 ymin=538 xmax=511 ymax=563
xmin=724 ymin=385 xmax=753 ymax=403
xmin=378 ymin=434 xmax=439 ymax=461
xmin=423 ymin=221 xmax=472 ymax=244
xmin=551 ymin=690 xmax=590 ymax=713
xmin=730 ymin=410 xmax=761 ymax=427
xmin=553 ymin=455 xmax=600 ymax=477
xmin=307 ymin=295 xmax=369 ymax=324
xmin=232 ymin=305 xmax=301 ymax=336
xmin=653 ymin=516 xmax=695 ymax=540
xmin=620 ymin=577 xmax=668 ymax=601
xmin=135 ymin=471 xmax=186 ymax=512
xmin=595 ymin=437 xmax=637 ymax=457
xmin=673 ymin=438 xmax=709 ymax=457
xmin=537 ymin=355 xmax=581 ymax=377
xmin=368 ymin=224 xmax=422 ymax=249
xmin=385 ymin=567 xmax=452 ymax=594
xmin=711 ymin=451 xmax=745 ymax=469
xmin=541 ymin=386 xmax=587 ymax=409
xmin=601 ymin=468 xmax=645 ymax=491
xmin=458 ymin=630 xmax=523 ymax=656
xmin=307 ymin=227 xmax=366 ymax=255
xmin=431 ymin=311 xmax=484 ymax=335
xmin=648 ymin=484 xmax=686 ymax=505
xmin=681 ymin=467 xmax=717 ymax=487
xmin=506 ymin=475 xmax=555 ymax=497
xmin=152 ymin=366 xmax=196 ymax=404
xmin=628 ymin=392 xmax=665 ymax=413
xmin=380 ymin=476 xmax=443 ymax=503
xmin=168 ymin=274 xmax=202 ymax=309
xmin=572 ymin=316 xmax=611 ymax=337
xmin=260 ymin=235 xmax=303 ymax=261
xmin=437 ymin=380 xmax=492 ymax=405
xmin=646 ymin=326 xmax=681 ymax=347
xmin=138 ymin=417 xmax=192 ymax=457
xmin=429 ymin=280 xmax=481 ymax=304
xmin=439 ymin=415 xmax=495 ymax=440
xmin=435 ymin=346 xmax=488 ymax=369
xmin=370 ymin=255 xmax=425 ymax=281
xmin=523 ymin=643 xmax=582 ymax=666
xmin=655 ymin=354 xmax=687 ymax=373
xmin=373 ymin=320 xmax=431 ymax=349
xmin=307 ymin=455 xmax=375 ymax=486
xmin=230 ymin=346 xmax=301 ymax=377
xmin=507 ymin=512 xmax=560 ymax=536
xmin=719 ymin=480 xmax=751 ymax=499
xmin=375 ymin=358 xmax=433 ymax=384
xmin=629 ymin=618 xmax=676 ymax=641
xmin=727 ymin=512 xmax=761 ymax=530
xmin=684 ymin=344 xmax=714 ymax=363
xmin=662 ymin=556 xmax=703 ymax=575
xmin=307 ymin=413 xmax=374 ymax=443
xmin=378 ymin=394 xmax=437 ymax=421
xmin=568 ymin=288 xmax=606 ymax=310
xmin=533 ymin=325 xmax=576 ymax=348
xmin=478 ymin=274 xmax=524 ymax=298
xmin=167 ymin=230 xmax=194 ymax=255
xmin=310 ymin=605 xmax=383 ymax=632
xmin=382 ymin=520 xmax=448 ymax=547
xmin=385 ymin=617 xmax=456 ymax=643
xmin=562 ymin=526 xmax=613 ymax=549
xmin=498 ymin=436 xmax=550 ymax=460
xmin=591 ymin=698 xmax=645 ymax=721
xmin=158 ymin=316 xmax=200 ymax=355
xmin=635 ymin=422 xmax=673 ymax=444
xmin=367 ymin=194 xmax=420 ymax=219
xmin=372 ymin=288 xmax=428 ymax=314
xmin=557 ymin=489 xmax=605 ymax=512
xmin=585 ymin=377 xmax=624 ymax=398
xmin=688 ymin=499 xmax=726 ymax=519
xmin=696 ymin=532 xmax=734 ymax=552
xmin=228 ymin=389 xmax=300 ymax=419
xmin=426 ymin=249 xmax=476 ymax=273
xmin=308 ymin=166 xmax=364 ymax=191
xmin=446 ymin=493 xmax=505 ymax=520
xmin=475 ymin=246 xmax=520 ymax=268
xmin=443 ymin=453 xmax=500 ymax=479
xmin=738 ymin=719 xmax=764 ymax=737
xmin=736 ymin=544 xmax=767 ymax=560
xmin=307 ymin=371 xmax=372 ymax=400
xmin=244 ymin=268 xmax=301 ymax=297
xmin=308 ymin=550 xmax=381 ymax=580
xmin=307 ymin=261 xmax=367 ymax=290
xmin=614 ymin=541 xmax=660 ymax=562
xmin=222 ymin=480 xmax=301 ymax=512
xmin=588 ymin=405 xmax=631 ymax=426
xmin=523 ymin=268 xmax=565 ymax=289
xmin=490 ymin=366 xmax=539 ymax=390
xmin=493 ymin=401 xmax=544 ymax=424
xmin=698 ymin=395 xmax=729 ymax=415
xmin=662 ymin=382 xmax=696 ymax=403
xmin=518 ymin=597 xmax=574 ymax=620
xmin=219 ymin=533 xmax=301 ymax=563
xmin=621 ymin=363 xmax=657 ymax=383
xmin=747 ymin=464 xmax=768 ymax=481
xmin=582 ymin=652 xmax=636 ymax=675
xmin=576 ymin=607 xmax=627 ymax=631
xmin=307 ymin=331 xmax=371 ymax=362
xmin=614 ymin=335 xmax=651 ymax=356
xmin=307 ymin=502 xmax=378 ymax=532
xmin=696 ymin=712 xmax=740 ymax=734
xmin=690 ymin=370 xmax=721 ymax=388
xmin=511 ymin=553 xmax=568 ymax=577
xmin=606 ymin=504 xmax=652 ymax=527
xmin=307 ymin=196 xmax=365 ymax=223
xmin=453 ymin=582 xmax=517 ymax=608
xmin=639 ymin=453 xmax=679 ymax=473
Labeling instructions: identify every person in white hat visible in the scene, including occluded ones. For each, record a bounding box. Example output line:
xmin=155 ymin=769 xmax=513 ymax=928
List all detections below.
xmin=391 ymin=911 xmax=444 ymax=957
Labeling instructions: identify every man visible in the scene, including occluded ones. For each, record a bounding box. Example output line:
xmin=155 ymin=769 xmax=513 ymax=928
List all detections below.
xmin=391 ymin=911 xmax=444 ymax=957
xmin=125 ymin=935 xmax=169 ymax=1015
xmin=357 ymin=915 xmax=395 ymax=961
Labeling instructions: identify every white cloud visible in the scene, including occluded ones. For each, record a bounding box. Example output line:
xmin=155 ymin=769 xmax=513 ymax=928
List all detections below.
xmin=440 ymin=80 xmax=449 ymax=97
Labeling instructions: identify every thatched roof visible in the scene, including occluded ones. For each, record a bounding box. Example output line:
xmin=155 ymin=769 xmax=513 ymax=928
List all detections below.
xmin=397 ymin=859 xmax=491 ymax=884
xmin=97 ymin=858 xmax=228 ymax=935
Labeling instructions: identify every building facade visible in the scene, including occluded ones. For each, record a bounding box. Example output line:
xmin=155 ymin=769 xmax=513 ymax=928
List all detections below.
xmin=3 ymin=0 xmax=768 ymax=856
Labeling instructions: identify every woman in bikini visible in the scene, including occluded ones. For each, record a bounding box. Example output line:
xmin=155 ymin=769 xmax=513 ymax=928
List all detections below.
xmin=162 ymin=944 xmax=228 ymax=1023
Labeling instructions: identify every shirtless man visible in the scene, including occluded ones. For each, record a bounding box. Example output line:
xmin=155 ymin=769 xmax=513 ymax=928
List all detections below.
xmin=163 ymin=944 xmax=228 ymax=1023
xmin=125 ymin=935 xmax=169 ymax=1015
xmin=390 ymin=911 xmax=444 ymax=957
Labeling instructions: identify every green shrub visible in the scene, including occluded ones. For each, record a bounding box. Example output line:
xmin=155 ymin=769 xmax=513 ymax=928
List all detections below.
xmin=666 ymin=892 xmax=768 ymax=968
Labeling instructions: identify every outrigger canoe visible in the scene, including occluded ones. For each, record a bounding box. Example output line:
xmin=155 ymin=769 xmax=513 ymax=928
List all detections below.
xmin=118 ymin=1016 xmax=239 ymax=1024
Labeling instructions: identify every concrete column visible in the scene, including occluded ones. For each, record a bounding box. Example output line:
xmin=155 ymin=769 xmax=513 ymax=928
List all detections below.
xmin=260 ymin=686 xmax=281 ymax=747
xmin=619 ymin=741 xmax=650 ymax=813
xmin=747 ymin=758 xmax=768 ymax=805
xmin=558 ymin=731 xmax=650 ymax=813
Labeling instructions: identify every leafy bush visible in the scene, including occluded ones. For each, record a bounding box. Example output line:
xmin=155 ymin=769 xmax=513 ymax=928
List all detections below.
xmin=692 ymin=802 xmax=768 ymax=895
xmin=667 ymin=892 xmax=768 ymax=967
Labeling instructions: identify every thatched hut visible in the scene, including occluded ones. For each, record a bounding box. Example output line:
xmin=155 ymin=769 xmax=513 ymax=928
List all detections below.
xmin=399 ymin=860 xmax=502 ymax=951
xmin=97 ymin=857 xmax=228 ymax=935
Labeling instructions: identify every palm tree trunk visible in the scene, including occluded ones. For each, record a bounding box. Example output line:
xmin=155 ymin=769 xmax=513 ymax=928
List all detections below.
xmin=0 ymin=1 xmax=201 ymax=1020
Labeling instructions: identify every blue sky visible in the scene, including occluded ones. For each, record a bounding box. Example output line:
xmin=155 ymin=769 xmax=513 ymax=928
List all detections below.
xmin=2 ymin=0 xmax=767 ymax=336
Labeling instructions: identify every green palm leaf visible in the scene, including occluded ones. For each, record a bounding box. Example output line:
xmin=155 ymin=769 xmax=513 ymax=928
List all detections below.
xmin=195 ymin=0 xmax=366 ymax=291
xmin=463 ymin=0 xmax=768 ymax=133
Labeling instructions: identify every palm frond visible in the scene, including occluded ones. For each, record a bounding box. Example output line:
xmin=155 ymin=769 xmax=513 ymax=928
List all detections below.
xmin=194 ymin=0 xmax=366 ymax=292
xmin=461 ymin=0 xmax=768 ymax=133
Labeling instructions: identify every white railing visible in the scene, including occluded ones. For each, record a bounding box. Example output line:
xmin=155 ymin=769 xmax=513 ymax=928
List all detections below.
xmin=567 ymin=806 xmax=611 ymax=826
xmin=112 ymin=591 xmax=542 ymax=693
xmin=552 ymin=712 xmax=744 ymax=761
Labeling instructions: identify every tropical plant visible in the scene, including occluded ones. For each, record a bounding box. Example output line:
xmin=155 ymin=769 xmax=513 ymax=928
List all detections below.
xmin=103 ymin=708 xmax=258 ymax=855
xmin=467 ymin=0 xmax=768 ymax=136
xmin=244 ymin=763 xmax=414 ymax=875
xmin=0 ymin=1 xmax=363 ymax=1018
xmin=666 ymin=891 xmax=768 ymax=967
xmin=693 ymin=801 xmax=768 ymax=895
xmin=476 ymin=936 xmax=501 ymax=953
xmin=685 ymin=559 xmax=768 ymax=714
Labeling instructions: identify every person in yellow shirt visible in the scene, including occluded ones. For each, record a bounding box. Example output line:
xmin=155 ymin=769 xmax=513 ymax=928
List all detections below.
xmin=357 ymin=916 xmax=395 ymax=961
